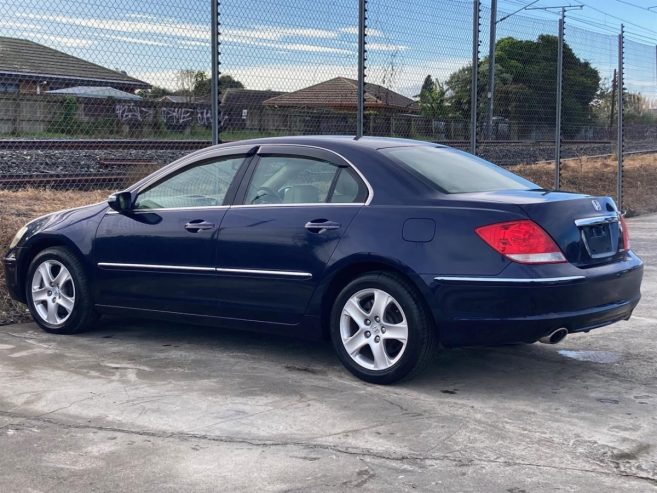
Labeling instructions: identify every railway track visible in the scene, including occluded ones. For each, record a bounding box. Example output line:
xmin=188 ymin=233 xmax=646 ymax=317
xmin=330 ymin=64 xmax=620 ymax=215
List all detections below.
xmin=1 ymin=143 xmax=654 ymax=191
xmin=0 ymin=140 xmax=211 ymax=151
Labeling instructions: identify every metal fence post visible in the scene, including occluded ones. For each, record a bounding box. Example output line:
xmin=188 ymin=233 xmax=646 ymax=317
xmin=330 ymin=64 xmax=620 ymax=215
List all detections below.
xmin=617 ymin=24 xmax=624 ymax=209
xmin=470 ymin=0 xmax=480 ymax=155
xmin=357 ymin=0 xmax=366 ymax=138
xmin=211 ymin=0 xmax=220 ymax=144
xmin=554 ymin=8 xmax=564 ymax=190
xmin=485 ymin=0 xmax=497 ymax=141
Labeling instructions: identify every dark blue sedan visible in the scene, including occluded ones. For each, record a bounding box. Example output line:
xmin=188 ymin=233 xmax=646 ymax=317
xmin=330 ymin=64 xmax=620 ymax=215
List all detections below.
xmin=3 ymin=137 xmax=644 ymax=383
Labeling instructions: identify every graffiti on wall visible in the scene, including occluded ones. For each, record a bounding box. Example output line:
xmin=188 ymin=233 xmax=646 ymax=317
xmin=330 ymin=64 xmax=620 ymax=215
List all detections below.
xmin=114 ymin=102 xmax=212 ymax=130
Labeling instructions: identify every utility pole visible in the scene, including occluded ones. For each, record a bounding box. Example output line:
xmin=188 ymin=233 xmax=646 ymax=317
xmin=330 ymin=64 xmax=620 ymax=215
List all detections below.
xmin=555 ymin=8 xmax=564 ymax=190
xmin=470 ymin=0 xmax=480 ymax=155
xmin=357 ymin=0 xmax=366 ymax=138
xmin=210 ymin=0 xmax=220 ymax=144
xmin=485 ymin=0 xmax=497 ymax=141
xmin=617 ymin=24 xmax=625 ymax=209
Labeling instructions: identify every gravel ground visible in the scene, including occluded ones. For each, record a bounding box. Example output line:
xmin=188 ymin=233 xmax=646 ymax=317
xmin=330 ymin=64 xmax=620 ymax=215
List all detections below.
xmin=0 ymin=149 xmax=189 ymax=176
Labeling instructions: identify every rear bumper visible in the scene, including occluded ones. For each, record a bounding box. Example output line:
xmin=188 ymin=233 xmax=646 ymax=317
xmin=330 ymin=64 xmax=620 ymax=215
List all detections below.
xmin=425 ymin=253 xmax=644 ymax=347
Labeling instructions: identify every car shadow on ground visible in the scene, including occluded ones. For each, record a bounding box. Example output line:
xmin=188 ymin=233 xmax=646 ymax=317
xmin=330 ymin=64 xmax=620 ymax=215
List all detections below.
xmin=80 ymin=316 xmax=627 ymax=400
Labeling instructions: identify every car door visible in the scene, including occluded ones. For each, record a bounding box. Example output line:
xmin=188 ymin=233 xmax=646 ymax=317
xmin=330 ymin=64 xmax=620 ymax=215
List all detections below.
xmin=215 ymin=145 xmax=370 ymax=325
xmin=94 ymin=148 xmax=253 ymax=316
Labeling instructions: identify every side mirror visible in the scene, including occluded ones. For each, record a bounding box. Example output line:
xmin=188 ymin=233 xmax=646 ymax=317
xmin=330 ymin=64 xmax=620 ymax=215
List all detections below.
xmin=107 ymin=191 xmax=133 ymax=213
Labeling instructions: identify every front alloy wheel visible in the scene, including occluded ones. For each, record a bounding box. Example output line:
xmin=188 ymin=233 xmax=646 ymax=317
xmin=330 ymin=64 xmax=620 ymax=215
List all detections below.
xmin=31 ymin=259 xmax=76 ymax=326
xmin=331 ymin=272 xmax=437 ymax=384
xmin=26 ymin=247 xmax=97 ymax=334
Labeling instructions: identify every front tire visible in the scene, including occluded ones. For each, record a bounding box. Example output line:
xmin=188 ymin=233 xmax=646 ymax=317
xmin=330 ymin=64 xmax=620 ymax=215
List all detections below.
xmin=330 ymin=272 xmax=437 ymax=384
xmin=26 ymin=247 xmax=97 ymax=334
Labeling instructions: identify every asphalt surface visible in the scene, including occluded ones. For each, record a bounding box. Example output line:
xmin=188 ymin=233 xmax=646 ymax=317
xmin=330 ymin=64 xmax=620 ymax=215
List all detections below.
xmin=0 ymin=215 xmax=655 ymax=492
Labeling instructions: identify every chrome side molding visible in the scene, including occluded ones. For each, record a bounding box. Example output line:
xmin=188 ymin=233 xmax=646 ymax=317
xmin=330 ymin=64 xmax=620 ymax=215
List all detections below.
xmin=216 ymin=267 xmax=312 ymax=278
xmin=98 ymin=262 xmax=215 ymax=272
xmin=433 ymin=275 xmax=585 ymax=284
xmin=97 ymin=262 xmax=312 ymax=279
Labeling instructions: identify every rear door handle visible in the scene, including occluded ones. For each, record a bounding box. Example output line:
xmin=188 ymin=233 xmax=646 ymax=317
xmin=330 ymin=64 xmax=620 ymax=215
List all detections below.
xmin=185 ymin=220 xmax=216 ymax=233
xmin=305 ymin=220 xmax=341 ymax=234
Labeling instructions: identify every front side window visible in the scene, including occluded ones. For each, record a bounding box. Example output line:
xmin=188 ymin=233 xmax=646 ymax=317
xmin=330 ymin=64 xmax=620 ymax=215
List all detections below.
xmin=134 ymin=155 xmax=245 ymax=209
xmin=244 ymin=155 xmax=365 ymax=205
xmin=381 ymin=146 xmax=537 ymax=194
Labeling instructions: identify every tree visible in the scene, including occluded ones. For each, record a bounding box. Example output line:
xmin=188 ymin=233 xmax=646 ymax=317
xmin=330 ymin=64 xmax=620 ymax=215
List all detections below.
xmin=173 ymin=69 xmax=197 ymax=101
xmin=443 ymin=35 xmax=601 ymax=137
xmin=136 ymin=85 xmax=173 ymax=99
xmin=416 ymin=75 xmax=448 ymax=119
xmin=192 ymin=73 xmax=244 ymax=98
xmin=624 ymin=92 xmax=657 ymax=123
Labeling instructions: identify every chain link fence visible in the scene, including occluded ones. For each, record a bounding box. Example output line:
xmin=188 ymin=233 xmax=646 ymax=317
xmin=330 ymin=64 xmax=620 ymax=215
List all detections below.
xmin=0 ymin=0 xmax=213 ymax=191
xmin=0 ymin=0 xmax=655 ymax=211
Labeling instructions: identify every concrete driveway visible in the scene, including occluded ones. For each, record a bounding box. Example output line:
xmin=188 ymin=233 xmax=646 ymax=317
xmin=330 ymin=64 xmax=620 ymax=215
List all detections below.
xmin=1 ymin=215 xmax=655 ymax=492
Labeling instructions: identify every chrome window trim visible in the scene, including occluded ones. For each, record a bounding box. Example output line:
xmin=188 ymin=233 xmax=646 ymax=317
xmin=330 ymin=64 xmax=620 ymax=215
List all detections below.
xmin=112 ymin=143 xmax=372 ymax=210
xmin=106 ymin=205 xmax=230 ymax=214
xmin=231 ymin=203 xmax=365 ymax=209
xmin=106 ymin=202 xmax=365 ymax=214
xmin=97 ymin=262 xmax=312 ymax=279
xmin=433 ymin=275 xmax=585 ymax=284
xmin=251 ymin=143 xmax=374 ymax=206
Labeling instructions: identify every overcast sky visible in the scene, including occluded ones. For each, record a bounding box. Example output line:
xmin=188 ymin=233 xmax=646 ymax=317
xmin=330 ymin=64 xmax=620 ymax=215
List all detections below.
xmin=1 ymin=0 xmax=655 ymax=100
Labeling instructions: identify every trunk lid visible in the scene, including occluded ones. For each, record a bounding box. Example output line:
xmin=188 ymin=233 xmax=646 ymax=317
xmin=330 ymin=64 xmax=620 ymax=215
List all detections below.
xmin=453 ymin=190 xmax=626 ymax=267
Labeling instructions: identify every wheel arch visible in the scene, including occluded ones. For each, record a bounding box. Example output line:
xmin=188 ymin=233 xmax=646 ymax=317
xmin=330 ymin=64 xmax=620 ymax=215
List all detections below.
xmin=18 ymin=234 xmax=90 ymax=298
xmin=309 ymin=255 xmax=438 ymax=340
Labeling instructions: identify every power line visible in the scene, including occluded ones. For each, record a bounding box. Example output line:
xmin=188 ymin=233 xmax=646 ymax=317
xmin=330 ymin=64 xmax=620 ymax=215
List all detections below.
xmin=611 ymin=0 xmax=657 ymax=15
xmin=497 ymin=0 xmax=540 ymax=23
xmin=573 ymin=1 xmax=657 ymax=38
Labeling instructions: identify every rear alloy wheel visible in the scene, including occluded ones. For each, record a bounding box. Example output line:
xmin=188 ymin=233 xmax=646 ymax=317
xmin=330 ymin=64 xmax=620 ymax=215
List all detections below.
xmin=26 ymin=247 xmax=97 ymax=334
xmin=331 ymin=272 xmax=437 ymax=384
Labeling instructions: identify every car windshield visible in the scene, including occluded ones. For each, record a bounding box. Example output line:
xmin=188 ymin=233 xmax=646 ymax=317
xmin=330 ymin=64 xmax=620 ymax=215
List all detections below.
xmin=380 ymin=146 xmax=538 ymax=194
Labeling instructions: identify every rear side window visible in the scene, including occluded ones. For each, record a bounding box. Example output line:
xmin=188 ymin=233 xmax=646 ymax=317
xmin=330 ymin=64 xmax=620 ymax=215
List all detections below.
xmin=381 ymin=146 xmax=537 ymax=193
xmin=243 ymin=155 xmax=367 ymax=205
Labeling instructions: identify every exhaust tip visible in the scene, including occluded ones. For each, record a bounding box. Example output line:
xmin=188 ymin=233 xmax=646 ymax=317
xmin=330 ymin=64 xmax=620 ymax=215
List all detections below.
xmin=539 ymin=328 xmax=568 ymax=345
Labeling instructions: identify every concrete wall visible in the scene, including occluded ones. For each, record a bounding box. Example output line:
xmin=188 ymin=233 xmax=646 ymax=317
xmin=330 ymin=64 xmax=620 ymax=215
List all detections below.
xmin=0 ymin=95 xmax=213 ymax=135
xmin=0 ymin=94 xmax=51 ymax=134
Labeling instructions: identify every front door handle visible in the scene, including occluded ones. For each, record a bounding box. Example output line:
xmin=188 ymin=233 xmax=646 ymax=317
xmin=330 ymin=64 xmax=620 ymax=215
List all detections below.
xmin=305 ymin=219 xmax=341 ymax=234
xmin=185 ymin=220 xmax=216 ymax=233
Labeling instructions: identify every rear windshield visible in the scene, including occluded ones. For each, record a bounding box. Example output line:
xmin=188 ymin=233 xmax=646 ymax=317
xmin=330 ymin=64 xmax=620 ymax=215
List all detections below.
xmin=380 ymin=146 xmax=537 ymax=194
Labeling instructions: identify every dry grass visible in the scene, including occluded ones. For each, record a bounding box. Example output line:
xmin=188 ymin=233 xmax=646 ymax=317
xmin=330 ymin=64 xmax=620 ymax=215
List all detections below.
xmin=0 ymin=189 xmax=110 ymax=325
xmin=510 ymin=153 xmax=657 ymax=216
xmin=1 ymin=153 xmax=656 ymax=325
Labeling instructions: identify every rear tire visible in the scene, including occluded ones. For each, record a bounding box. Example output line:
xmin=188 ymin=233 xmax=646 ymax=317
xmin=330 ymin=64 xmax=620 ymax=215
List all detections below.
xmin=330 ymin=272 xmax=437 ymax=384
xmin=26 ymin=247 xmax=97 ymax=334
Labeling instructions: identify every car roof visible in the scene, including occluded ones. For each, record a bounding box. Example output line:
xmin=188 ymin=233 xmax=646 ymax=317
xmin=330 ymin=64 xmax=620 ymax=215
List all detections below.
xmin=211 ymin=135 xmax=448 ymax=152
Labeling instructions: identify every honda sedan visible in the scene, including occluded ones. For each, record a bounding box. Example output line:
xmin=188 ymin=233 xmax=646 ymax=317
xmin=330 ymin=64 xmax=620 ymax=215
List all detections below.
xmin=3 ymin=137 xmax=643 ymax=383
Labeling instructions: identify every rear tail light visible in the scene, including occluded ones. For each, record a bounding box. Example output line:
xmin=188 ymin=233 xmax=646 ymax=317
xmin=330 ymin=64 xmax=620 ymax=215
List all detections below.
xmin=475 ymin=220 xmax=566 ymax=264
xmin=620 ymin=215 xmax=630 ymax=251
